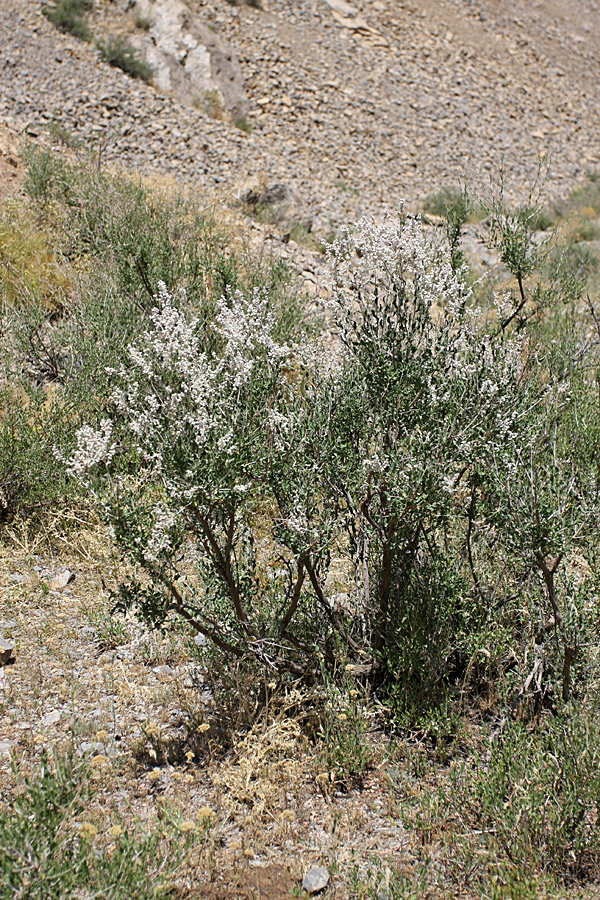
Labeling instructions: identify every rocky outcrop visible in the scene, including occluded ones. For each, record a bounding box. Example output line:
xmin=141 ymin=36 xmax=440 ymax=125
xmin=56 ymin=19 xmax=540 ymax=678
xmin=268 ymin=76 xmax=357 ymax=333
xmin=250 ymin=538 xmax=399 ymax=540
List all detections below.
xmin=130 ymin=0 xmax=248 ymax=120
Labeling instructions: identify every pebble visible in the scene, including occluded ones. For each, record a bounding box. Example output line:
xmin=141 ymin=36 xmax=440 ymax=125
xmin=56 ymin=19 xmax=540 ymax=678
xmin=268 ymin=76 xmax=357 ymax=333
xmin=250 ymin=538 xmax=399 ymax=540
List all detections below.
xmin=41 ymin=709 xmax=62 ymax=727
xmin=302 ymin=866 xmax=330 ymax=895
xmin=47 ymin=568 xmax=75 ymax=591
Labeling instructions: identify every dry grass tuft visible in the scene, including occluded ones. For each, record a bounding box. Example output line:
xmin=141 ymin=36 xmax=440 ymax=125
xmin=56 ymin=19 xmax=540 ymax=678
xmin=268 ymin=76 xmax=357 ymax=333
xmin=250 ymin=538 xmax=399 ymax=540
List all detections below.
xmin=213 ymin=717 xmax=307 ymax=821
xmin=0 ymin=204 xmax=73 ymax=311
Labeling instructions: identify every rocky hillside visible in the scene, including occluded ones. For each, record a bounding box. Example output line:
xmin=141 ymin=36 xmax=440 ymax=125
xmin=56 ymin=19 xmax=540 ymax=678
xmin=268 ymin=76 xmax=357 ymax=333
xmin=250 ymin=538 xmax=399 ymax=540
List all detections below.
xmin=1 ymin=0 xmax=599 ymax=232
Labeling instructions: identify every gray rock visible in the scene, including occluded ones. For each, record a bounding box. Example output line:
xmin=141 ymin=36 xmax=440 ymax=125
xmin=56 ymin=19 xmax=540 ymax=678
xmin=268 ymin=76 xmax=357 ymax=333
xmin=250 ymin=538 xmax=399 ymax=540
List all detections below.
xmin=41 ymin=709 xmax=62 ymax=727
xmin=302 ymin=867 xmax=330 ymax=895
xmin=132 ymin=0 xmax=249 ymax=120
xmin=153 ymin=665 xmax=174 ymax=675
xmin=8 ymin=573 xmax=27 ymax=584
xmin=239 ymin=182 xmax=312 ymax=234
xmin=0 ymin=740 xmax=15 ymax=757
xmin=459 ymin=226 xmax=500 ymax=270
xmin=48 ymin=568 xmax=75 ymax=591
xmin=80 ymin=741 xmax=106 ymax=755
xmin=0 ymin=621 xmax=18 ymax=632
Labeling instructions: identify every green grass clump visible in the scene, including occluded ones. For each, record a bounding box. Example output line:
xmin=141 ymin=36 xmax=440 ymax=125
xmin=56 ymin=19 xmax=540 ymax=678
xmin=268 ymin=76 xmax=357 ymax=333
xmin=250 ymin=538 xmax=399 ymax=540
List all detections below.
xmin=42 ymin=0 xmax=92 ymax=42
xmin=96 ymin=36 xmax=154 ymax=83
xmin=433 ymin=714 xmax=600 ymax=892
xmin=0 ymin=385 xmax=72 ymax=528
xmin=234 ymin=116 xmax=252 ymax=133
xmin=0 ymin=749 xmax=201 ymax=900
xmin=422 ymin=184 xmax=469 ymax=218
xmin=565 ymin=171 xmax=600 ymax=217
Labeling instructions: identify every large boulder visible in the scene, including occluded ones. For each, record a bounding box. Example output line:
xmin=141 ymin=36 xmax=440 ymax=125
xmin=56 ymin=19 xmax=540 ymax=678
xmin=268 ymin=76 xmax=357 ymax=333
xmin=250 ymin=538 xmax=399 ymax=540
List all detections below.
xmin=130 ymin=0 xmax=249 ymax=120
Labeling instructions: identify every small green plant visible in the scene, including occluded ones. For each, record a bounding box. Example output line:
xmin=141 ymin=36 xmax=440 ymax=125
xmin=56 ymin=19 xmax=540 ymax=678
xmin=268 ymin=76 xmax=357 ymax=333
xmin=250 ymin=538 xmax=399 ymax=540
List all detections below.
xmin=573 ymin=218 xmax=600 ymax=242
xmin=225 ymin=0 xmax=263 ymax=8
xmin=86 ymin=604 xmax=130 ymax=650
xmin=348 ymin=860 xmax=422 ymax=900
xmin=444 ymin=714 xmax=600 ymax=881
xmin=563 ymin=171 xmax=600 ymax=217
xmin=42 ymin=0 xmax=92 ymax=42
xmin=335 ymin=180 xmax=359 ymax=196
xmin=317 ymin=676 xmax=372 ymax=788
xmin=96 ymin=36 xmax=154 ymax=83
xmin=0 ymin=385 xmax=72 ymax=528
xmin=134 ymin=13 xmax=152 ymax=31
xmin=525 ymin=204 xmax=558 ymax=232
xmin=423 ymin=184 xmax=466 ymax=218
xmin=47 ymin=119 xmax=81 ymax=149
xmin=234 ymin=116 xmax=252 ymax=133
xmin=0 ymin=205 xmax=71 ymax=309
xmin=423 ymin=184 xmax=473 ymax=271
xmin=21 ymin=144 xmax=72 ymax=208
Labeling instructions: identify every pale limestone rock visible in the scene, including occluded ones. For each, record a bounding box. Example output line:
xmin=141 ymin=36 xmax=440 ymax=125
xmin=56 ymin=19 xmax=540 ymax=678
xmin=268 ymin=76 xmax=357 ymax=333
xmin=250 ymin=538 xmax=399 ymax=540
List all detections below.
xmin=302 ymin=867 xmax=330 ymax=895
xmin=132 ymin=0 xmax=248 ymax=120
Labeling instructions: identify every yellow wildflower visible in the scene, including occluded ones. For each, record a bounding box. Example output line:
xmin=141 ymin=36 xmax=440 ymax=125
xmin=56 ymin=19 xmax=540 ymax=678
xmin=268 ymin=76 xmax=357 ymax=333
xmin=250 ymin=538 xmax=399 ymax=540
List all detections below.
xmin=79 ymin=822 xmax=98 ymax=838
xmin=196 ymin=806 xmax=215 ymax=819
xmin=109 ymin=825 xmax=123 ymax=838
xmin=91 ymin=754 xmax=109 ymax=766
xmin=145 ymin=721 xmax=161 ymax=738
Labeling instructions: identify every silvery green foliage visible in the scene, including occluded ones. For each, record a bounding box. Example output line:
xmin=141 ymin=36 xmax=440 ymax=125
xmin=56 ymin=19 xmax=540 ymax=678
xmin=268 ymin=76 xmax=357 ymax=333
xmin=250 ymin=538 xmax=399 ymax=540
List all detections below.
xmin=66 ymin=211 xmax=598 ymax=691
xmin=321 ymin=213 xmax=535 ymax=655
xmin=67 ymin=281 xmax=335 ymax=670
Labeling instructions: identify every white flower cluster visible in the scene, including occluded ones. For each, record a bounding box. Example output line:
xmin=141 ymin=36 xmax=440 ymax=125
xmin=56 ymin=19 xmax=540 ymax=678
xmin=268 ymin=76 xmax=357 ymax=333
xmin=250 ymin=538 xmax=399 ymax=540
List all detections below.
xmin=216 ymin=287 xmax=288 ymax=388
xmin=111 ymin=284 xmax=217 ymax=458
xmin=65 ymin=419 xmax=115 ymax=475
xmin=102 ymin=282 xmax=292 ymax=483
xmin=66 ymin=281 xmax=297 ymax=526
xmin=325 ymin=212 xmax=474 ymax=364
xmin=144 ymin=503 xmax=178 ymax=564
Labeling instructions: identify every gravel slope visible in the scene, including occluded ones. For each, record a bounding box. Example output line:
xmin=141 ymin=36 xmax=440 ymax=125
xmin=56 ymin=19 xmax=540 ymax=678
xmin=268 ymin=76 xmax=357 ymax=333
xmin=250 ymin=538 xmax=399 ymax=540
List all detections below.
xmin=0 ymin=0 xmax=599 ymax=227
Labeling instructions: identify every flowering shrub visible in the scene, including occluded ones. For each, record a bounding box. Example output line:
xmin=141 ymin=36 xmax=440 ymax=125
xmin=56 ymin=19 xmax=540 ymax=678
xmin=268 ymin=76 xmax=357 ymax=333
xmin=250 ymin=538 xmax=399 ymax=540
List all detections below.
xmin=65 ymin=210 xmax=600 ymax=703
xmin=67 ymin=281 xmax=336 ymax=674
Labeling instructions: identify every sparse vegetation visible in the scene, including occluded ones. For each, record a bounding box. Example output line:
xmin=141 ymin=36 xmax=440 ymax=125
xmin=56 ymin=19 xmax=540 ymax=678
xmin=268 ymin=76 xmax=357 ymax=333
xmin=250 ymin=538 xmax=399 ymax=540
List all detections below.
xmin=134 ymin=13 xmax=152 ymax=32
xmin=42 ymin=0 xmax=92 ymax=42
xmin=96 ymin=36 xmax=154 ymax=83
xmin=234 ymin=115 xmax=252 ymax=133
xmin=193 ymin=88 xmax=225 ymax=120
